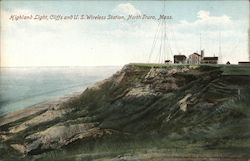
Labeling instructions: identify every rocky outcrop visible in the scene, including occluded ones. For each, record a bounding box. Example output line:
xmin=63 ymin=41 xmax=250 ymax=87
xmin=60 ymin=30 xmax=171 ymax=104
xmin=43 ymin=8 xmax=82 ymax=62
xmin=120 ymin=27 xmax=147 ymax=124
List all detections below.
xmin=25 ymin=123 xmax=113 ymax=154
xmin=9 ymin=108 xmax=71 ymax=134
xmin=178 ymin=93 xmax=192 ymax=111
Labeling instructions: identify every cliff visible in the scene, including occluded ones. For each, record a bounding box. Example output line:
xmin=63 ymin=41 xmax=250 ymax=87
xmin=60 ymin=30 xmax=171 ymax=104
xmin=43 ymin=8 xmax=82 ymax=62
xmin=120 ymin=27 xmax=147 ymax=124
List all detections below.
xmin=0 ymin=64 xmax=250 ymax=161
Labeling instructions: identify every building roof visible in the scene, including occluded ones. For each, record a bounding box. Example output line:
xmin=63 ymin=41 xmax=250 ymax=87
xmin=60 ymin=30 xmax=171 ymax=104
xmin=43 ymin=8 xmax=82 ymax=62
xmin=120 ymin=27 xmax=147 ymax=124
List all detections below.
xmin=203 ymin=57 xmax=218 ymax=60
xmin=174 ymin=55 xmax=186 ymax=59
xmin=192 ymin=53 xmax=201 ymax=57
xmin=238 ymin=62 xmax=250 ymax=64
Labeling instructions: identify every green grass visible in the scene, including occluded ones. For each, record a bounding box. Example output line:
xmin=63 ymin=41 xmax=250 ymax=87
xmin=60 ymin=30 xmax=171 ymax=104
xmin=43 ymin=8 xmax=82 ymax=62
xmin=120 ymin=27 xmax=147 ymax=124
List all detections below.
xmin=30 ymin=134 xmax=250 ymax=161
xmin=129 ymin=63 xmax=197 ymax=69
xmin=221 ymin=65 xmax=250 ymax=75
xmin=129 ymin=63 xmax=250 ymax=76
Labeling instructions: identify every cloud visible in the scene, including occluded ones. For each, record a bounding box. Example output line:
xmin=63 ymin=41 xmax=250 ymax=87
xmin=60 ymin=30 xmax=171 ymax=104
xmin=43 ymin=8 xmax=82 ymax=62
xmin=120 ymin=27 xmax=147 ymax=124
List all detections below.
xmin=177 ymin=10 xmax=235 ymax=33
xmin=112 ymin=3 xmax=141 ymax=15
xmin=197 ymin=10 xmax=210 ymax=19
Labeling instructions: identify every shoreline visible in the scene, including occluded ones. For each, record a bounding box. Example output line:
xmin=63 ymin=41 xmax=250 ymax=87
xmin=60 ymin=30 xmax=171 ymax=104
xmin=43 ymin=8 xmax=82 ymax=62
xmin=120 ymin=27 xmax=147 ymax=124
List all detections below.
xmin=0 ymin=90 xmax=82 ymax=127
xmin=0 ymin=66 xmax=121 ymax=119
xmin=0 ymin=85 xmax=89 ymax=117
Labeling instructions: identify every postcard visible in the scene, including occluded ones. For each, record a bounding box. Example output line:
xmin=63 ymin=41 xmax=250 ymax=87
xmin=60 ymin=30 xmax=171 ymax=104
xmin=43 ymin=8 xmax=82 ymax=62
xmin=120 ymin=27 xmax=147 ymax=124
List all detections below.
xmin=0 ymin=0 xmax=250 ymax=161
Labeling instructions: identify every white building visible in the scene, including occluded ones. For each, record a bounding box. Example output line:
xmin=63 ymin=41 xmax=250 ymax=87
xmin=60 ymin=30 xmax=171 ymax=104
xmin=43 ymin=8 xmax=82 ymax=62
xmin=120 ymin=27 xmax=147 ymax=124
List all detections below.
xmin=188 ymin=52 xmax=202 ymax=64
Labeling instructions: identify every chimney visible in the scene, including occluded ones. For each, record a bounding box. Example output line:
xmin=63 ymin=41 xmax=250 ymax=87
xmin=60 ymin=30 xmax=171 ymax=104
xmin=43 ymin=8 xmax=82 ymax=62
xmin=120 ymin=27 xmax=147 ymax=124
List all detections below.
xmin=201 ymin=50 xmax=204 ymax=59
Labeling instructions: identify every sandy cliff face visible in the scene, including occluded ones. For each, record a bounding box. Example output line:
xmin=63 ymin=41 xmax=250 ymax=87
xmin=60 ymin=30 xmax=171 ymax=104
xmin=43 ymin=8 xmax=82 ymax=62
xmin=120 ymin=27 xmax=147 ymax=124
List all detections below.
xmin=0 ymin=64 xmax=250 ymax=160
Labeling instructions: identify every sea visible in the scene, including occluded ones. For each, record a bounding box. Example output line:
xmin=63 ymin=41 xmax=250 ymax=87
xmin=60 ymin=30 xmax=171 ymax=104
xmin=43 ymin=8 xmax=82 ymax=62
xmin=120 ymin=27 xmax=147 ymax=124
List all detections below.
xmin=0 ymin=66 xmax=121 ymax=116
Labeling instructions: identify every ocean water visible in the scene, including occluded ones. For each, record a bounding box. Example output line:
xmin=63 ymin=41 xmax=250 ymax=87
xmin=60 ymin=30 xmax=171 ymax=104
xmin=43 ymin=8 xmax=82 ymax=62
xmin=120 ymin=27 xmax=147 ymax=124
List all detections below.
xmin=0 ymin=66 xmax=121 ymax=116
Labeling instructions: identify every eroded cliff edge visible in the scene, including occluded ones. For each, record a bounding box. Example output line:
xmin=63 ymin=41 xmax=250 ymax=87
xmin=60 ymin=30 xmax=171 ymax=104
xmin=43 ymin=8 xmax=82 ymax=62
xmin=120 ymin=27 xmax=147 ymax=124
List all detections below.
xmin=0 ymin=64 xmax=250 ymax=161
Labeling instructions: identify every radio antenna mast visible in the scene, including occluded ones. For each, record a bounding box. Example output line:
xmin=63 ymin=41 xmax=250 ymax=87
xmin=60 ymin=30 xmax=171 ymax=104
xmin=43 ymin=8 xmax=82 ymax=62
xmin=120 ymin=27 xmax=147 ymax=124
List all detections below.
xmin=200 ymin=33 xmax=202 ymax=54
xmin=219 ymin=32 xmax=222 ymax=64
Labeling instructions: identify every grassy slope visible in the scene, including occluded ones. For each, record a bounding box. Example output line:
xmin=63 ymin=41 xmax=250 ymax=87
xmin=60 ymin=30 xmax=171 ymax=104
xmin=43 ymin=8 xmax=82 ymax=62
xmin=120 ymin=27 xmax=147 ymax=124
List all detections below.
xmin=37 ymin=64 xmax=250 ymax=161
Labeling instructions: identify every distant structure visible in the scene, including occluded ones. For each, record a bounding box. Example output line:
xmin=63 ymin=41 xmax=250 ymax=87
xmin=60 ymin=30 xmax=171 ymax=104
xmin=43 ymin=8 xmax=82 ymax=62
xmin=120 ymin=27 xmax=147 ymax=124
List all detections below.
xmin=238 ymin=62 xmax=250 ymax=66
xmin=164 ymin=60 xmax=172 ymax=64
xmin=173 ymin=50 xmax=218 ymax=65
xmin=201 ymin=50 xmax=218 ymax=64
xmin=174 ymin=55 xmax=187 ymax=64
xmin=201 ymin=50 xmax=204 ymax=58
xmin=201 ymin=57 xmax=218 ymax=64
xmin=188 ymin=52 xmax=202 ymax=64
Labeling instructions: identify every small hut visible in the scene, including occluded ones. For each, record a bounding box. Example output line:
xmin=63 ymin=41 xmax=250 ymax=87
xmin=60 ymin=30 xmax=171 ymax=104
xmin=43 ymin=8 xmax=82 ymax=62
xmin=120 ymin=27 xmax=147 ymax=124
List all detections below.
xmin=174 ymin=55 xmax=187 ymax=64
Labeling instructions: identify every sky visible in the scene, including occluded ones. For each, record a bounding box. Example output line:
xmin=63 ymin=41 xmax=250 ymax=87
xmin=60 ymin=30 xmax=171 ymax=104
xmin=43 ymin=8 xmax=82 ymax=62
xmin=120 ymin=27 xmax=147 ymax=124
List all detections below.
xmin=0 ymin=0 xmax=249 ymax=67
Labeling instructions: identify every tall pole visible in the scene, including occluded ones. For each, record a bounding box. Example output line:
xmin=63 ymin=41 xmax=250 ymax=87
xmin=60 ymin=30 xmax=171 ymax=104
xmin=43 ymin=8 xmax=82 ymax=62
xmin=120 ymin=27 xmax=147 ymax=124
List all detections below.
xmin=249 ymin=28 xmax=250 ymax=61
xmin=249 ymin=0 xmax=250 ymax=61
xmin=219 ymin=32 xmax=222 ymax=64
xmin=163 ymin=0 xmax=166 ymax=61
xmin=200 ymin=33 xmax=202 ymax=54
